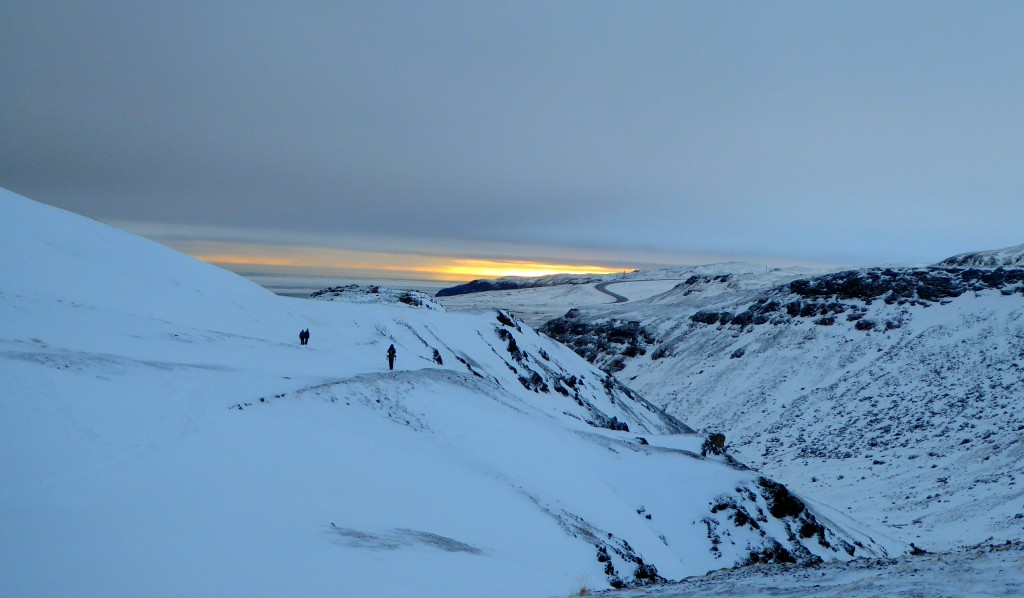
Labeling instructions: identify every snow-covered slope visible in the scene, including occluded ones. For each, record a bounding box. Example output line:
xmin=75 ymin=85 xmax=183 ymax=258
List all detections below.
xmin=937 ymin=242 xmax=1024 ymax=268
xmin=541 ymin=266 xmax=1024 ymax=550
xmin=0 ymin=189 xmax=897 ymax=597
xmin=606 ymin=540 xmax=1024 ymax=598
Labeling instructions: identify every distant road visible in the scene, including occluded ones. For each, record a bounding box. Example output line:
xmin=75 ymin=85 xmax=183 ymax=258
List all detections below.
xmin=594 ymin=282 xmax=629 ymax=303
xmin=594 ymin=278 xmax=688 ymax=304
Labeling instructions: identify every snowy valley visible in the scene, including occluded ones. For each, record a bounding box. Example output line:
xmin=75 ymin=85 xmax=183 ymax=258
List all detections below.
xmin=437 ymin=245 xmax=1024 ymax=591
xmin=0 ymin=189 xmax=902 ymax=597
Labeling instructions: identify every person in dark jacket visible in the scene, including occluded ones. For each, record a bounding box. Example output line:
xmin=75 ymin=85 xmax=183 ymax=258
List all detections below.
xmin=304 ymin=329 xmax=310 ymax=345
xmin=299 ymin=329 xmax=305 ymax=345
xmin=387 ymin=344 xmax=396 ymax=370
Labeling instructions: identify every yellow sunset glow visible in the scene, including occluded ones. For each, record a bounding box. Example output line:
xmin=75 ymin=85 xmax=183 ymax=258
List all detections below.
xmin=430 ymin=260 xmax=621 ymax=279
xmin=178 ymin=241 xmax=625 ymax=281
xmin=190 ymin=254 xmax=305 ymax=267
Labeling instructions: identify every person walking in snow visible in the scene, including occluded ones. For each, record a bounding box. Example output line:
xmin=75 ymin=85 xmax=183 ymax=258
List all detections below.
xmin=299 ymin=329 xmax=305 ymax=345
xmin=387 ymin=344 xmax=396 ymax=370
xmin=304 ymin=329 xmax=310 ymax=345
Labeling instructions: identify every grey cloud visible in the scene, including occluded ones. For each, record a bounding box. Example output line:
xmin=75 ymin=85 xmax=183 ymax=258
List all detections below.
xmin=2 ymin=1 xmax=1023 ymax=267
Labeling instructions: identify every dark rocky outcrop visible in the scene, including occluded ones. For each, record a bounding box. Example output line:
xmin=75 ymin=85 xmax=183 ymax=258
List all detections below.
xmin=690 ymin=267 xmax=1024 ymax=330
xmin=541 ymin=309 xmax=656 ymax=373
xmin=436 ymin=279 xmax=535 ymax=297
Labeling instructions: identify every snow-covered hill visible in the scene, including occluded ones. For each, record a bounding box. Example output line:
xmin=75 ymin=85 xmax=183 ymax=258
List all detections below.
xmin=539 ymin=265 xmax=1024 ymax=550
xmin=311 ymin=284 xmax=444 ymax=310
xmin=936 ymin=242 xmax=1024 ymax=268
xmin=0 ymin=189 xmax=897 ymax=597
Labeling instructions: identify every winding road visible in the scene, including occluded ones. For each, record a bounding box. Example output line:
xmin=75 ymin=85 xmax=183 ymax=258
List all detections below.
xmin=594 ymin=281 xmax=630 ymax=303
xmin=594 ymin=278 xmax=690 ymax=304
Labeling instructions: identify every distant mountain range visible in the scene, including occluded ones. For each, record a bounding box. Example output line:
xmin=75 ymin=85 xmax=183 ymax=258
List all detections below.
xmin=436 ymin=273 xmax=609 ymax=296
xmin=435 ymin=263 xmax=785 ymax=297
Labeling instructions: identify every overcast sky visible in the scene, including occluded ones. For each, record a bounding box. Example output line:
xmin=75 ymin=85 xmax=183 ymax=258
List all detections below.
xmin=2 ymin=1 xmax=1023 ymax=276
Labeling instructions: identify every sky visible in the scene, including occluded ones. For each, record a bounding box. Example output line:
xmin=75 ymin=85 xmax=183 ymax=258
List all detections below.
xmin=2 ymin=1 xmax=1023 ymax=280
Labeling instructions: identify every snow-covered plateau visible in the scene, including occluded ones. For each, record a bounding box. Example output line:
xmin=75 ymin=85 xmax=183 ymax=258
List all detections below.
xmin=0 ymin=188 xmax=901 ymax=597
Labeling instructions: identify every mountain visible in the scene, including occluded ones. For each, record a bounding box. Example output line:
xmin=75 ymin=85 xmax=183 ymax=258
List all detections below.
xmin=0 ymin=188 xmax=897 ymax=597
xmin=434 ymin=263 xmax=777 ymax=298
xmin=538 ymin=264 xmax=1024 ymax=550
xmin=936 ymin=242 xmax=1024 ymax=268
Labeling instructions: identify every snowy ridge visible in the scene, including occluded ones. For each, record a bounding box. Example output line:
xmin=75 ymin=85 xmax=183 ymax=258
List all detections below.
xmin=540 ymin=265 xmax=1024 ymax=550
xmin=0 ymin=188 xmax=896 ymax=597
xmin=638 ymin=268 xmax=818 ymax=306
xmin=936 ymin=242 xmax=1024 ymax=268
xmin=311 ymin=284 xmax=443 ymax=310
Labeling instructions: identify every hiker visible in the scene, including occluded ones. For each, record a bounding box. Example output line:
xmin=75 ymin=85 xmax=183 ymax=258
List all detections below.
xmin=304 ymin=329 xmax=310 ymax=345
xmin=387 ymin=344 xmax=396 ymax=370
xmin=299 ymin=329 xmax=305 ymax=345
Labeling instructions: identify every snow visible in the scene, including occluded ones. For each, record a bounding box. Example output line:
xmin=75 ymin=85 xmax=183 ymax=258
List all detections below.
xmin=437 ymin=282 xmax=615 ymax=326
xmin=461 ymin=263 xmax=1024 ymax=553
xmin=937 ymin=242 xmax=1024 ymax=268
xmin=623 ymin=286 xmax=1024 ymax=551
xmin=436 ymin=260 xmax=1024 ymax=592
xmin=601 ymin=540 xmax=1024 ymax=597
xmin=436 ymin=265 xmax=820 ymax=328
xmin=0 ymin=188 xmax=891 ymax=597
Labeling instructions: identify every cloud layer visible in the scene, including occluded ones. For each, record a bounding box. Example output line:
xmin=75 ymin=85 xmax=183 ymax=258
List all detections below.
xmin=2 ymin=2 xmax=1023 ymax=268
